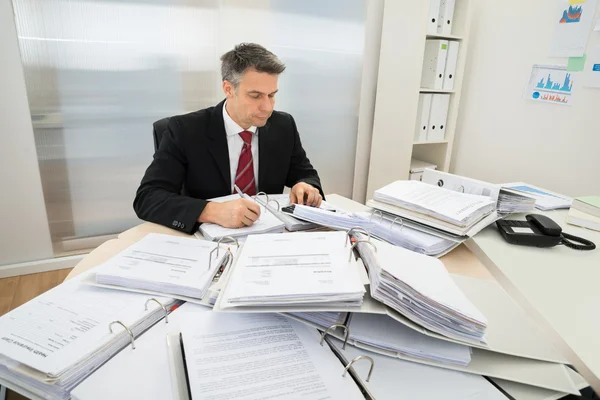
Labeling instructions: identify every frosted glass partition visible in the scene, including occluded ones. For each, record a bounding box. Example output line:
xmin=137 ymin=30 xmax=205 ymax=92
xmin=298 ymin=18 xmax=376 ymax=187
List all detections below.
xmin=12 ymin=0 xmax=366 ymax=252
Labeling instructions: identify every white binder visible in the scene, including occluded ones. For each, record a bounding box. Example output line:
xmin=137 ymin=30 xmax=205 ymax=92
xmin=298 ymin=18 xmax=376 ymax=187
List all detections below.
xmin=421 ymin=40 xmax=448 ymax=90
xmin=414 ymin=94 xmax=433 ymax=141
xmin=437 ymin=0 xmax=456 ymax=35
xmin=443 ymin=41 xmax=460 ymax=90
xmin=427 ymin=0 xmax=442 ymax=35
xmin=427 ymin=94 xmax=450 ymax=141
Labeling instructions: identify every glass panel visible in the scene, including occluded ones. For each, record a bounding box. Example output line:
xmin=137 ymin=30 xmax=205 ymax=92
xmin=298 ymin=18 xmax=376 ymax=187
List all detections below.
xmin=12 ymin=0 xmax=366 ymax=254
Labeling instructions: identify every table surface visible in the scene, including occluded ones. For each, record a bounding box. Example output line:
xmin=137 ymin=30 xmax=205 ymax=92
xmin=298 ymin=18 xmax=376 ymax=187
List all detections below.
xmin=467 ymin=208 xmax=600 ymax=393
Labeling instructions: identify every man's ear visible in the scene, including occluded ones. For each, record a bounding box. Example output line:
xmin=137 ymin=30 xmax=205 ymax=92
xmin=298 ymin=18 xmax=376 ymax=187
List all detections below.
xmin=222 ymin=80 xmax=235 ymax=99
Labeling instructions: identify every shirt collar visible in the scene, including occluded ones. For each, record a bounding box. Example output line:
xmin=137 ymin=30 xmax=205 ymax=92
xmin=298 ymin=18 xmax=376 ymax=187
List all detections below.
xmin=223 ymin=101 xmax=258 ymax=137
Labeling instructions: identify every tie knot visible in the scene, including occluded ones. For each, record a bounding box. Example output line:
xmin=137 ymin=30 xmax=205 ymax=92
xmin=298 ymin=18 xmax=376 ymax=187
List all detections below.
xmin=239 ymin=130 xmax=253 ymax=145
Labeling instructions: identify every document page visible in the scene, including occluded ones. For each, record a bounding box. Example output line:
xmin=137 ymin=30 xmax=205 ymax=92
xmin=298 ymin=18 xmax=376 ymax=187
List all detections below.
xmin=0 ymin=274 xmax=167 ymax=376
xmin=95 ymin=233 xmax=226 ymax=295
xmin=374 ymin=181 xmax=495 ymax=225
xmin=180 ymin=313 xmax=363 ymax=400
xmin=219 ymin=231 xmax=365 ymax=306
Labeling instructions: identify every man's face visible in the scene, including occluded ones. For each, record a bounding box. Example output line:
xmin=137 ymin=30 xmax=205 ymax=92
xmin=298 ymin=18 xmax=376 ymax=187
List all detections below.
xmin=223 ymin=68 xmax=278 ymax=128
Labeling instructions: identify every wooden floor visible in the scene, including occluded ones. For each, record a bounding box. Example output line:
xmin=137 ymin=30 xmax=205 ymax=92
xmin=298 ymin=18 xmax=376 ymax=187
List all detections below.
xmin=0 ymin=268 xmax=72 ymax=400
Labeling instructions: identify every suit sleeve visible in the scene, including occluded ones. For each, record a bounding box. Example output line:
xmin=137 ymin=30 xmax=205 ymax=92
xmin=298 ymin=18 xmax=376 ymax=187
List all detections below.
xmin=133 ymin=118 xmax=207 ymax=234
xmin=284 ymin=115 xmax=324 ymax=198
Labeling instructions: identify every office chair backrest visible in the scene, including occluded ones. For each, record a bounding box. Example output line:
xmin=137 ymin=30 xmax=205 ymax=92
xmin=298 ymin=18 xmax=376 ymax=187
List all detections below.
xmin=152 ymin=117 xmax=171 ymax=152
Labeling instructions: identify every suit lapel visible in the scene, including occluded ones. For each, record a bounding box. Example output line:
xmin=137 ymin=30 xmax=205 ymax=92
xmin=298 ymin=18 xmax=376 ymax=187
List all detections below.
xmin=207 ymin=100 xmax=231 ymax=190
xmin=258 ymin=120 xmax=272 ymax=192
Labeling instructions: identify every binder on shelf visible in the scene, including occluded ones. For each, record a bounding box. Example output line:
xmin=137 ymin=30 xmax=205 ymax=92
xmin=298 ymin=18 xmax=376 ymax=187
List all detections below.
xmin=421 ymin=39 xmax=448 ymax=90
xmin=427 ymin=94 xmax=450 ymax=141
xmin=414 ymin=94 xmax=433 ymax=142
xmin=437 ymin=0 xmax=456 ymax=35
xmin=443 ymin=41 xmax=460 ymax=90
xmin=427 ymin=0 xmax=442 ymax=35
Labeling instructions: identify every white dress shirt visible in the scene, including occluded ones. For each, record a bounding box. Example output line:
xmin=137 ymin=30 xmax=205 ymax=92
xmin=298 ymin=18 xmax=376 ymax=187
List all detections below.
xmin=222 ymin=101 xmax=259 ymax=193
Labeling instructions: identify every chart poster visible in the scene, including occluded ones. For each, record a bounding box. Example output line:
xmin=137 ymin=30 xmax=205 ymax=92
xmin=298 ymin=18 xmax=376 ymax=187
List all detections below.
xmin=523 ymin=64 xmax=576 ymax=106
xmin=549 ymin=0 xmax=598 ymax=57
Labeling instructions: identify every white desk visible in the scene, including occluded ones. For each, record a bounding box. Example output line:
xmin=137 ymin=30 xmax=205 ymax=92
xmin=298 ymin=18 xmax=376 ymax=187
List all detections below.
xmin=467 ymin=209 xmax=600 ymax=393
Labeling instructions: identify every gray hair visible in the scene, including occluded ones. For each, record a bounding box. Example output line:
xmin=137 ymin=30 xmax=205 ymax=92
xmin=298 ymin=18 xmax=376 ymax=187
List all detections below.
xmin=220 ymin=43 xmax=286 ymax=89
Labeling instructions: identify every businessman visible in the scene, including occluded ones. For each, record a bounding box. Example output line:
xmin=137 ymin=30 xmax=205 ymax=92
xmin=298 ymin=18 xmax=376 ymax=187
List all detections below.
xmin=133 ymin=43 xmax=323 ymax=234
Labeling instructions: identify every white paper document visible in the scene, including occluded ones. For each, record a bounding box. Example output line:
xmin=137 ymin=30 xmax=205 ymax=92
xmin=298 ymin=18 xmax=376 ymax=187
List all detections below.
xmin=95 ymin=233 xmax=228 ymax=299
xmin=583 ymin=46 xmax=600 ymax=88
xmin=503 ymin=182 xmax=572 ymax=210
xmin=180 ymin=313 xmax=363 ymax=400
xmin=219 ymin=231 xmax=366 ymax=308
xmin=373 ymin=180 xmax=495 ymax=227
xmin=198 ymin=194 xmax=285 ymax=240
xmin=550 ymin=0 xmax=598 ymax=57
xmin=523 ymin=64 xmax=576 ymax=106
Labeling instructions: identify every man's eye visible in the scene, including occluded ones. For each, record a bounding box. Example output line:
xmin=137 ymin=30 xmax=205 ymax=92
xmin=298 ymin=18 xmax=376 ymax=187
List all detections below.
xmin=250 ymin=94 xmax=260 ymax=99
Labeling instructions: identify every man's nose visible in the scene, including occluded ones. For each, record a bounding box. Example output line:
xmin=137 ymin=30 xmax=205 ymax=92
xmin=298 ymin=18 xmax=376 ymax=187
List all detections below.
xmin=260 ymin=96 xmax=274 ymax=112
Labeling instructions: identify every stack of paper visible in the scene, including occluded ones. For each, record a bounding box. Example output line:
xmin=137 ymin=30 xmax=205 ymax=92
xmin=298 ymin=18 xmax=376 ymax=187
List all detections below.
xmin=347 ymin=313 xmax=471 ymax=366
xmin=421 ymin=170 xmax=536 ymax=215
xmin=286 ymin=312 xmax=348 ymax=330
xmin=198 ymin=194 xmax=285 ymax=240
xmin=373 ymin=180 xmax=496 ymax=228
xmin=291 ymin=204 xmax=460 ymax=257
xmin=218 ymin=231 xmax=366 ymax=308
xmin=94 ymin=233 xmax=229 ymax=300
xmin=356 ymin=237 xmax=488 ymax=345
xmin=503 ymin=183 xmax=572 ymax=211
xmin=0 ymin=273 xmax=178 ymax=400
xmin=255 ymin=193 xmax=320 ymax=231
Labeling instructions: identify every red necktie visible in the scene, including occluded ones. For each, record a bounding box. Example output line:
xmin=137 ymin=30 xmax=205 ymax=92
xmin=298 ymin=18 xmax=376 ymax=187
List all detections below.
xmin=233 ymin=130 xmax=256 ymax=196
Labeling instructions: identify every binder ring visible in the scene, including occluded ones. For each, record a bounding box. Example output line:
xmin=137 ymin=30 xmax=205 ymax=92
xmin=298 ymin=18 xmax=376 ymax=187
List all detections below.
xmin=209 ymin=236 xmax=240 ymax=269
xmin=343 ymin=355 xmax=375 ymax=382
xmin=346 ymin=227 xmax=371 ymax=247
xmin=458 ymin=185 xmax=465 ymax=193
xmin=390 ymin=217 xmax=404 ymax=231
xmin=109 ymin=321 xmax=136 ymax=350
xmin=267 ymin=199 xmax=281 ymax=212
xmin=145 ymin=298 xmax=169 ymax=324
xmin=320 ymin=324 xmax=350 ymax=350
xmin=350 ymin=239 xmax=377 ymax=261
xmin=369 ymin=210 xmax=383 ymax=223
xmin=256 ymin=192 xmax=269 ymax=204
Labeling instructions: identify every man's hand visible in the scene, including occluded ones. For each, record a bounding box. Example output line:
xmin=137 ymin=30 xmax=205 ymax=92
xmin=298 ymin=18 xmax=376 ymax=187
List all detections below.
xmin=290 ymin=182 xmax=322 ymax=207
xmin=198 ymin=199 xmax=261 ymax=228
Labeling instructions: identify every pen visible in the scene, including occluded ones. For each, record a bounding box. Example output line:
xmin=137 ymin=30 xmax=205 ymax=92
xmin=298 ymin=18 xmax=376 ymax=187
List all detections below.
xmin=233 ymin=184 xmax=253 ymax=201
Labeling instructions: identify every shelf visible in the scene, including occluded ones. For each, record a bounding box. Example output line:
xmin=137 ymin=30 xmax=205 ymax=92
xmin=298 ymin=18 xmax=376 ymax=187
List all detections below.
xmin=413 ymin=140 xmax=449 ymax=145
xmin=420 ymin=88 xmax=455 ymax=94
xmin=426 ymin=33 xmax=463 ymax=41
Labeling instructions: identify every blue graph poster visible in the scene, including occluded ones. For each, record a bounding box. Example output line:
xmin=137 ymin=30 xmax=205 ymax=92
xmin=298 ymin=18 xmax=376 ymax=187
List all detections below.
xmin=550 ymin=0 xmax=598 ymax=57
xmin=524 ymin=64 xmax=576 ymax=106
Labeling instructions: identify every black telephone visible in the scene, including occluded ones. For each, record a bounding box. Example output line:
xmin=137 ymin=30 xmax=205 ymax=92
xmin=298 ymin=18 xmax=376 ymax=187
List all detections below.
xmin=496 ymin=214 xmax=596 ymax=250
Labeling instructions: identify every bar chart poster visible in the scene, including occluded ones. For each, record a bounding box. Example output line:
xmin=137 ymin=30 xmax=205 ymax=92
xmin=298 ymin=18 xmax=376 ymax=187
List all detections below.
xmin=524 ymin=64 xmax=576 ymax=106
xmin=550 ymin=0 xmax=598 ymax=57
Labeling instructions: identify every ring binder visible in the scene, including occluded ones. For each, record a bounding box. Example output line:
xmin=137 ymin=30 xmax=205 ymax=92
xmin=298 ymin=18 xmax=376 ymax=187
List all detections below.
xmin=390 ymin=217 xmax=404 ymax=232
xmin=213 ymin=249 xmax=234 ymax=282
xmin=369 ymin=210 xmax=383 ymax=223
xmin=267 ymin=199 xmax=281 ymax=212
xmin=320 ymin=324 xmax=350 ymax=350
xmin=458 ymin=185 xmax=465 ymax=193
xmin=145 ymin=298 xmax=169 ymax=324
xmin=209 ymin=236 xmax=240 ymax=269
xmin=349 ymin=239 xmax=377 ymax=261
xmin=256 ymin=192 xmax=269 ymax=204
xmin=345 ymin=227 xmax=371 ymax=247
xmin=109 ymin=321 xmax=136 ymax=350
xmin=343 ymin=355 xmax=375 ymax=382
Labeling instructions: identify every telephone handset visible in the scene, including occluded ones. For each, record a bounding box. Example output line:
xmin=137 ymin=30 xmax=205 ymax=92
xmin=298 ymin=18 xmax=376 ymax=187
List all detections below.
xmin=496 ymin=214 xmax=596 ymax=251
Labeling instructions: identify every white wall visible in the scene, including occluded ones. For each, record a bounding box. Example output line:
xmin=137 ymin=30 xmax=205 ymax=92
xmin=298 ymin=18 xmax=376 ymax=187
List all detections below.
xmin=0 ymin=0 xmax=54 ymax=265
xmin=452 ymin=0 xmax=600 ymax=197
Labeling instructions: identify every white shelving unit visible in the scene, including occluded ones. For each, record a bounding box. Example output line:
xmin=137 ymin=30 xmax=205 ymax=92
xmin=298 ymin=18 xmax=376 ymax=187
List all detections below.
xmin=364 ymin=0 xmax=473 ymax=199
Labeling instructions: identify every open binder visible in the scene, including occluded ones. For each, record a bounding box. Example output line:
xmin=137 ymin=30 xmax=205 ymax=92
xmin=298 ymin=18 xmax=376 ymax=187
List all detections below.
xmin=166 ymin=313 xmax=510 ymax=400
xmin=0 ymin=272 xmax=179 ymax=400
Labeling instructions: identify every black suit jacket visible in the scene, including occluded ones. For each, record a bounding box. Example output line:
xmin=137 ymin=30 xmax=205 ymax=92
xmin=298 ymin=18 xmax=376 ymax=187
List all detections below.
xmin=133 ymin=100 xmax=323 ymax=234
